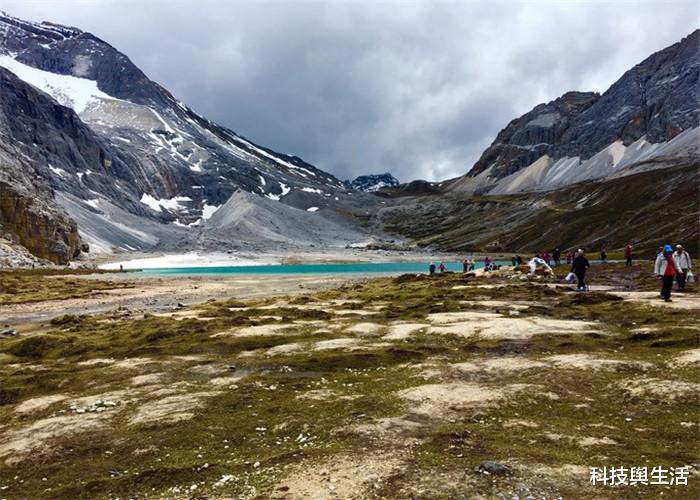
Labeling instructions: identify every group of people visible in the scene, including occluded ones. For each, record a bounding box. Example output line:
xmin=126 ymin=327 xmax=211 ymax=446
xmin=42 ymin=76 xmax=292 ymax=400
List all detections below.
xmin=654 ymin=244 xmax=693 ymax=302
xmin=428 ymin=257 xmax=502 ymax=275
xmin=427 ymin=244 xmax=693 ymax=302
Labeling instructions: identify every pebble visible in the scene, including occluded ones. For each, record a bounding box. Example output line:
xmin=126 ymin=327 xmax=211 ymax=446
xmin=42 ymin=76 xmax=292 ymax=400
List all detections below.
xmin=476 ymin=460 xmax=511 ymax=475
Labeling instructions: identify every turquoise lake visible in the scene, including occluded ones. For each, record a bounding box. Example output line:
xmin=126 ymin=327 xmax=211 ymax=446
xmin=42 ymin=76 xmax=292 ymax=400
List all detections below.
xmin=140 ymin=260 xmax=513 ymax=276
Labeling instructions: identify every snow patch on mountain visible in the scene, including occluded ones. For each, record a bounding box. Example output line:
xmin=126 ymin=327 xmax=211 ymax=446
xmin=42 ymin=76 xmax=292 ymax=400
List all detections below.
xmin=488 ymin=127 xmax=700 ymax=195
xmin=202 ymin=203 xmax=221 ymax=220
xmin=0 ymin=54 xmax=117 ymax=112
xmin=140 ymin=193 xmax=192 ymax=212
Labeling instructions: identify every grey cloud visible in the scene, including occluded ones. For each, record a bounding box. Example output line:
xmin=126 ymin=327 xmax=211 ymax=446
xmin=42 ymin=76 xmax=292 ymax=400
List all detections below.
xmin=3 ymin=0 xmax=697 ymax=181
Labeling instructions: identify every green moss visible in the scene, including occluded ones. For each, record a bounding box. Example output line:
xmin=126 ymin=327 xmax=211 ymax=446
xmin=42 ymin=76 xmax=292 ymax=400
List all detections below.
xmin=0 ymin=269 xmax=130 ymax=304
xmin=0 ymin=263 xmax=697 ymax=498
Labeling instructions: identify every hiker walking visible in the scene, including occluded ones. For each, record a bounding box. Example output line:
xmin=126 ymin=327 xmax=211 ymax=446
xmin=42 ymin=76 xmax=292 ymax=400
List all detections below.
xmin=566 ymin=251 xmax=573 ymax=265
xmin=542 ymin=251 xmax=551 ymax=266
xmin=469 ymin=258 xmax=476 ymax=271
xmin=600 ymin=248 xmax=607 ymax=263
xmin=624 ymin=244 xmax=633 ymax=267
xmin=511 ymin=256 xmax=517 ymax=266
xmin=655 ymin=245 xmax=682 ymax=301
xmin=552 ymin=248 xmax=561 ymax=267
xmin=673 ymin=245 xmax=692 ymax=290
xmin=429 ymin=262 xmax=436 ymax=275
xmin=439 ymin=262 xmax=446 ymax=273
xmin=463 ymin=259 xmax=469 ymax=273
xmin=484 ymin=256 xmax=491 ymax=270
xmin=571 ymin=249 xmax=590 ymax=291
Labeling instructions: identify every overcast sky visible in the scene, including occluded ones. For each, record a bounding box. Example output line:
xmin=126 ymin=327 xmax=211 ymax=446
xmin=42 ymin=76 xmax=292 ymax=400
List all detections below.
xmin=3 ymin=0 xmax=698 ymax=181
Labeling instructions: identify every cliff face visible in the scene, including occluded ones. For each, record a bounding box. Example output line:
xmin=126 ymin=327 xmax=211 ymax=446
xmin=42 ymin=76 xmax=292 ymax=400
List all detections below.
xmin=0 ymin=180 xmax=80 ymax=264
xmin=468 ymin=91 xmax=600 ymax=179
xmin=465 ymin=30 xmax=699 ymax=182
xmin=0 ymin=68 xmax=84 ymax=264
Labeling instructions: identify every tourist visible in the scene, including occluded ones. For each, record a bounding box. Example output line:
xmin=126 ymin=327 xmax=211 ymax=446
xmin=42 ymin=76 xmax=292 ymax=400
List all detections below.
xmin=673 ymin=244 xmax=692 ymax=290
xmin=571 ymin=249 xmax=590 ymax=292
xmin=600 ymin=248 xmax=607 ymax=263
xmin=469 ymin=258 xmax=476 ymax=271
xmin=552 ymin=248 xmax=561 ymax=266
xmin=543 ymin=251 xmax=551 ymax=266
xmin=429 ymin=262 xmax=436 ymax=275
xmin=484 ymin=256 xmax=491 ymax=269
xmin=655 ymin=245 xmax=682 ymax=301
xmin=515 ymin=255 xmax=523 ymax=265
xmin=511 ymin=256 xmax=517 ymax=267
xmin=624 ymin=244 xmax=633 ymax=267
xmin=528 ymin=254 xmax=552 ymax=274
xmin=439 ymin=262 xmax=446 ymax=273
xmin=566 ymin=251 xmax=573 ymax=265
xmin=463 ymin=259 xmax=469 ymax=273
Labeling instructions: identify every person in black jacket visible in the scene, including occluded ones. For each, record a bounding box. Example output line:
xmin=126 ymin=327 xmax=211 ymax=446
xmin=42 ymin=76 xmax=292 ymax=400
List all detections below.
xmin=571 ymin=249 xmax=590 ymax=291
xmin=552 ymin=248 xmax=561 ymax=266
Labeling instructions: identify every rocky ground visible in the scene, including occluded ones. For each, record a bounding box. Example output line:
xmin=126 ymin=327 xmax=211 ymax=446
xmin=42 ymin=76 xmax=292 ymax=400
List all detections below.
xmin=0 ymin=263 xmax=698 ymax=499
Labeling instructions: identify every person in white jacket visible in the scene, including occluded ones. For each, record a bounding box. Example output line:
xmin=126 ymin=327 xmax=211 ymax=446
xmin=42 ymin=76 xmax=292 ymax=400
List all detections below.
xmin=673 ymin=245 xmax=692 ymax=290
xmin=654 ymin=245 xmax=683 ymax=301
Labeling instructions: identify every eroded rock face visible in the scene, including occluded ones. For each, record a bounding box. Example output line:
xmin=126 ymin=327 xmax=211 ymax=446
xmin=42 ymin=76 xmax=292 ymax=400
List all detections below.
xmin=0 ymin=67 xmax=84 ymax=264
xmin=468 ymin=91 xmax=600 ymax=180
xmin=0 ymin=180 xmax=80 ymax=264
xmin=464 ymin=30 xmax=699 ymax=182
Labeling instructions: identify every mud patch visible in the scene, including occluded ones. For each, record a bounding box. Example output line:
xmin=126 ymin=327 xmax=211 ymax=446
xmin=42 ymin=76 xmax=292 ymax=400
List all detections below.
xmin=0 ymin=413 xmax=109 ymax=464
xmin=130 ymin=373 xmax=165 ymax=387
xmin=312 ymin=338 xmax=362 ymax=351
xmin=399 ymin=382 xmax=535 ymax=416
xmin=271 ymin=453 xmax=405 ymax=500
xmin=266 ymin=342 xmax=304 ymax=356
xmin=620 ymin=378 xmax=700 ymax=401
xmin=14 ymin=394 xmax=67 ymax=415
xmin=670 ymin=349 xmax=700 ymax=368
xmin=452 ymin=357 xmax=546 ymax=374
xmin=344 ymin=322 xmax=383 ymax=335
xmin=382 ymin=323 xmax=429 ymax=340
xmin=211 ymin=324 xmax=294 ymax=338
xmin=429 ymin=315 xmax=598 ymax=340
xmin=128 ymin=392 xmax=220 ymax=426
xmin=546 ymin=354 xmax=651 ymax=371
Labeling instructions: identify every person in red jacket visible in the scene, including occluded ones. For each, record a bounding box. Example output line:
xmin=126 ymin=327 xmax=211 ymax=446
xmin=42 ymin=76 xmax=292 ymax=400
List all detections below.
xmin=624 ymin=244 xmax=633 ymax=267
xmin=654 ymin=245 xmax=682 ymax=302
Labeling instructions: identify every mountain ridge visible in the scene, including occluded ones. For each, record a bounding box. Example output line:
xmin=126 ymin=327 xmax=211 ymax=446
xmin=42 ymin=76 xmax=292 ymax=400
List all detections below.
xmin=447 ymin=29 xmax=699 ymax=194
xmin=0 ymin=11 xmax=383 ymax=262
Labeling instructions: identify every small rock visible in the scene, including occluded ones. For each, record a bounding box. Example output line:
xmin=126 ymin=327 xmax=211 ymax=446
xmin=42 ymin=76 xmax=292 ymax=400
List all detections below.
xmin=476 ymin=460 xmax=511 ymax=476
xmin=0 ymin=328 xmax=18 ymax=337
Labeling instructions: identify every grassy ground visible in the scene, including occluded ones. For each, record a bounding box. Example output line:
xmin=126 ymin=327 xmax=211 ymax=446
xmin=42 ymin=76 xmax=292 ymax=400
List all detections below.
xmin=0 ymin=263 xmax=697 ymax=499
xmin=0 ymin=269 xmax=130 ymax=305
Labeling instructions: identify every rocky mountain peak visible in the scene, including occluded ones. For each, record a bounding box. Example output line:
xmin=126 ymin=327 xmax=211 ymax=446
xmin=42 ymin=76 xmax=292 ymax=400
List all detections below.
xmin=344 ymin=173 xmax=400 ymax=192
xmin=462 ymin=30 xmax=699 ymax=184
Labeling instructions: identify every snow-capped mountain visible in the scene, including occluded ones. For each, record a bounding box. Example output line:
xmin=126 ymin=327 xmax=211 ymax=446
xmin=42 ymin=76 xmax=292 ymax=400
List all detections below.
xmin=447 ymin=30 xmax=699 ymax=194
xmin=0 ymin=11 xmax=380 ymax=261
xmin=344 ymin=173 xmax=400 ymax=192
